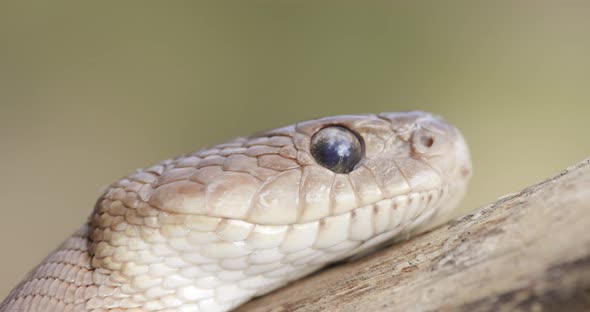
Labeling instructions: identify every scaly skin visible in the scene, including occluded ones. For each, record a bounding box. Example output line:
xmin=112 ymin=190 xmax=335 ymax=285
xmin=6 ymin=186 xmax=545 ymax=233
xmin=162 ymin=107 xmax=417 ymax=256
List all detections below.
xmin=1 ymin=111 xmax=472 ymax=312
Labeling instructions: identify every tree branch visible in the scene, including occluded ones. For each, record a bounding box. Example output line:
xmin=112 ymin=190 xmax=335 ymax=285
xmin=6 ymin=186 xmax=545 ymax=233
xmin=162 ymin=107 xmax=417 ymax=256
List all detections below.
xmin=238 ymin=158 xmax=590 ymax=312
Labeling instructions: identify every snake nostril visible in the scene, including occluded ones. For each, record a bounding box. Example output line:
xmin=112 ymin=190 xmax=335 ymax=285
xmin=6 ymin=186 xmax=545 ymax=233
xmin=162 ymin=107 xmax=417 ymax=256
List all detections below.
xmin=420 ymin=136 xmax=434 ymax=148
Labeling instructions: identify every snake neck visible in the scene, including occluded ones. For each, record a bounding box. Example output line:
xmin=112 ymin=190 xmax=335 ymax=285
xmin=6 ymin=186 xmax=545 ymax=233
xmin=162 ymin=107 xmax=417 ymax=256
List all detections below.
xmin=0 ymin=224 xmax=100 ymax=311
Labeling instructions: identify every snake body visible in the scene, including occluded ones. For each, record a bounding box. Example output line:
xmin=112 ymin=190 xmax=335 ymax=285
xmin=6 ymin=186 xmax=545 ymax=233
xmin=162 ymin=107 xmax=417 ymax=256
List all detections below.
xmin=1 ymin=111 xmax=471 ymax=312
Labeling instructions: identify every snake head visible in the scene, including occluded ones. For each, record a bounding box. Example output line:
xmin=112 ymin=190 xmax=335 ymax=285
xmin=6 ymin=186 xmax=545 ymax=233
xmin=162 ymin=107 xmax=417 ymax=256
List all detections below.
xmin=135 ymin=111 xmax=471 ymax=224
xmin=94 ymin=111 xmax=471 ymax=226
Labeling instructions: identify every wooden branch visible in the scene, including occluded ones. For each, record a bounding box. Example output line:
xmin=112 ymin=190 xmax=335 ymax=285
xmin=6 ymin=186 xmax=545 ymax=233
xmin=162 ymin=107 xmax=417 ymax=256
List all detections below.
xmin=238 ymin=158 xmax=590 ymax=312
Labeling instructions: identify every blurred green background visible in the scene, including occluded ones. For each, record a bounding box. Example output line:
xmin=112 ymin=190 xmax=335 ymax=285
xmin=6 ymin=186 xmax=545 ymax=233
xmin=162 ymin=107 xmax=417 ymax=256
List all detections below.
xmin=1 ymin=2 xmax=589 ymax=298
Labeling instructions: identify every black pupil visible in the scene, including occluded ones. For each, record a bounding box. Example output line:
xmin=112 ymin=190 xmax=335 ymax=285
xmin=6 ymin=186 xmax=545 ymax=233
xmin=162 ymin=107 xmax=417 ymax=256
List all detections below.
xmin=310 ymin=126 xmax=362 ymax=174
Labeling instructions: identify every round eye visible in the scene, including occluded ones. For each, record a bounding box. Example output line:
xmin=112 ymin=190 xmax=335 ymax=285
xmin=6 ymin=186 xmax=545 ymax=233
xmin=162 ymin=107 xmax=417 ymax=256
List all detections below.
xmin=310 ymin=126 xmax=363 ymax=174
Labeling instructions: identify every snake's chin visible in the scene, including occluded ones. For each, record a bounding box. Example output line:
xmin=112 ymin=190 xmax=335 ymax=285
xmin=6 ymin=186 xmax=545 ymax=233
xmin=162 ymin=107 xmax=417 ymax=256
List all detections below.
xmin=320 ymin=183 xmax=453 ymax=263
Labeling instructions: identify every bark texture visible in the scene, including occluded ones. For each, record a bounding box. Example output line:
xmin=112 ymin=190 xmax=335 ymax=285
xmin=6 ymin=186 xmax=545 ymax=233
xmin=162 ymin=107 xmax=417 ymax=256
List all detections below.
xmin=238 ymin=158 xmax=590 ymax=312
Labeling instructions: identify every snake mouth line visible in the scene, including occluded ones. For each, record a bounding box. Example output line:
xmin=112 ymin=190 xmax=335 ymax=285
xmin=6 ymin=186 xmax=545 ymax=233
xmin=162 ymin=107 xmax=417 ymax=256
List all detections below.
xmin=147 ymin=184 xmax=451 ymax=230
xmin=296 ymin=183 xmax=451 ymax=230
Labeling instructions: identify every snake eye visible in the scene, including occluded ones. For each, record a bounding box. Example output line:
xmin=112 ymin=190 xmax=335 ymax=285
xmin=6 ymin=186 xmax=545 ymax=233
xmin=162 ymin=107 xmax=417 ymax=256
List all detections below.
xmin=310 ymin=126 xmax=363 ymax=174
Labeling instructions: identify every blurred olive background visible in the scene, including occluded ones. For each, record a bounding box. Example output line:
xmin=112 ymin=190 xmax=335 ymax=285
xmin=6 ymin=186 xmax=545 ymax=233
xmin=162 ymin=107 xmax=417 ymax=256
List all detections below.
xmin=1 ymin=1 xmax=590 ymax=297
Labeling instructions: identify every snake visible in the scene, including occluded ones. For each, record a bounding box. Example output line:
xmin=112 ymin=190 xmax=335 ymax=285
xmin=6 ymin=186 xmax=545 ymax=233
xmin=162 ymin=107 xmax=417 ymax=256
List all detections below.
xmin=1 ymin=111 xmax=472 ymax=312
